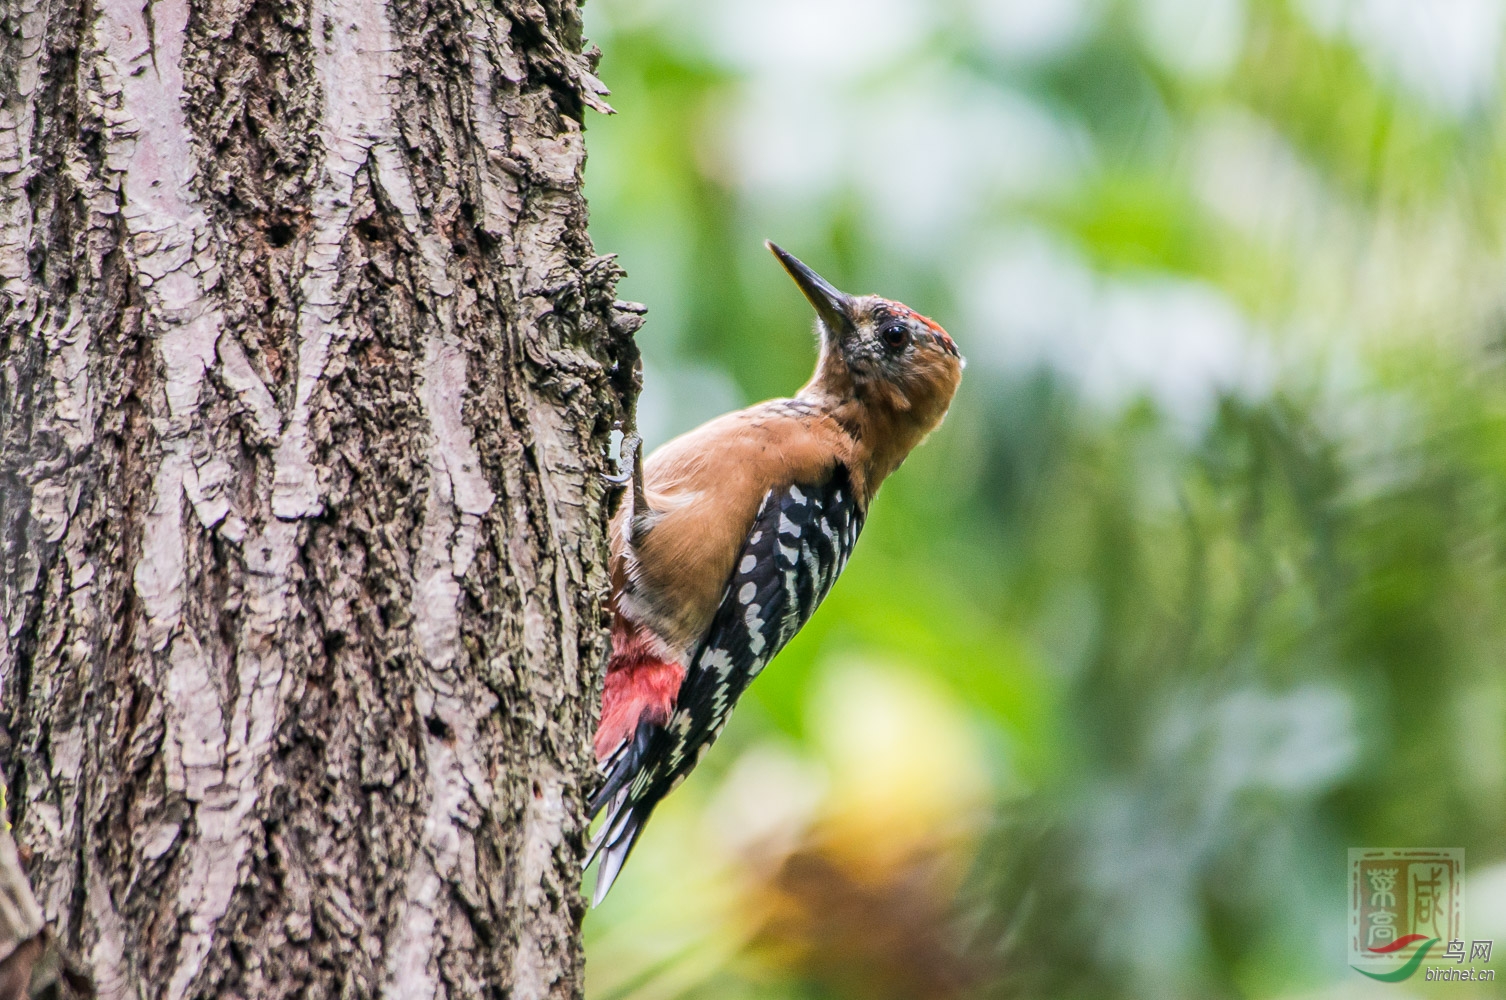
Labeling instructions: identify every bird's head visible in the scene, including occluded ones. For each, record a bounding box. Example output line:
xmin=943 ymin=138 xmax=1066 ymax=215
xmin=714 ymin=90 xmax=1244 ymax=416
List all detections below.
xmin=769 ymin=241 xmax=963 ymax=443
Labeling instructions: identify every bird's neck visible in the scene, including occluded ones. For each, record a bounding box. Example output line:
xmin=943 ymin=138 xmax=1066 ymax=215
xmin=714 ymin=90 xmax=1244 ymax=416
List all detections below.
xmin=797 ymin=374 xmax=926 ymax=502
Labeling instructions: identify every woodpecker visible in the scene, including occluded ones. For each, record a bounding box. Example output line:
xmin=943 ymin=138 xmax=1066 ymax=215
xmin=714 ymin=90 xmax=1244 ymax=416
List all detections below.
xmin=587 ymin=242 xmax=963 ymax=903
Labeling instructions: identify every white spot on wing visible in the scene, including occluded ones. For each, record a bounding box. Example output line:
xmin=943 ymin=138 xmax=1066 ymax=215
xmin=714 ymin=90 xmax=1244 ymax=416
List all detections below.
xmin=779 ymin=512 xmax=800 ymax=537
xmin=745 ymin=602 xmax=766 ymax=654
xmin=740 ymin=554 xmax=756 ymax=573
xmin=701 ymin=647 xmax=735 ymax=677
xmin=739 ymin=581 xmax=756 ymax=604
xmin=789 ymin=485 xmax=806 ymax=504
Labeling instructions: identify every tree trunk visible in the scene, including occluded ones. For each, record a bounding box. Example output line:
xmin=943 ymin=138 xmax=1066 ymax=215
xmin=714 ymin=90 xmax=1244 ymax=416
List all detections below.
xmin=0 ymin=0 xmax=638 ymax=995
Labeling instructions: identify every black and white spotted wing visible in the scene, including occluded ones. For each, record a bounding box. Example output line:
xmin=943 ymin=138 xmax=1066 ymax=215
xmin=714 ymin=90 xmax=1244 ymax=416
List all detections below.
xmin=588 ymin=464 xmax=864 ymax=902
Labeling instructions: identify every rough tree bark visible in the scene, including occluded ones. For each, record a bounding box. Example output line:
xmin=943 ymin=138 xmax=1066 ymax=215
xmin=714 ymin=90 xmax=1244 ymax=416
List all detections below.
xmin=0 ymin=0 xmax=640 ymax=995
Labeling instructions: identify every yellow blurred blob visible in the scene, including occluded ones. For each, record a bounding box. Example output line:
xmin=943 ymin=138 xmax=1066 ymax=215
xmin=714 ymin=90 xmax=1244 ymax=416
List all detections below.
xmin=809 ymin=658 xmax=993 ymax=882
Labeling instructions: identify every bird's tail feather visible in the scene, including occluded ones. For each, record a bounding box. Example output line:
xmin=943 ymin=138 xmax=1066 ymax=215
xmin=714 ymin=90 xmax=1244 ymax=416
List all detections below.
xmin=589 ymin=719 xmax=655 ymax=818
xmin=586 ymin=789 xmax=649 ymax=905
xmin=586 ymin=720 xmax=659 ymax=905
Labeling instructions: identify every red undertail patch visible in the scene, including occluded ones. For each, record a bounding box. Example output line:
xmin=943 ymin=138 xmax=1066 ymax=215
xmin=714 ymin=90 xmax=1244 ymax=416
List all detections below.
xmin=594 ymin=619 xmax=686 ymax=761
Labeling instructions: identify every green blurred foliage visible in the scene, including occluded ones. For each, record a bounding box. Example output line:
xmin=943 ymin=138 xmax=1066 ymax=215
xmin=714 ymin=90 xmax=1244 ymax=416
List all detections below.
xmin=581 ymin=0 xmax=1506 ymax=997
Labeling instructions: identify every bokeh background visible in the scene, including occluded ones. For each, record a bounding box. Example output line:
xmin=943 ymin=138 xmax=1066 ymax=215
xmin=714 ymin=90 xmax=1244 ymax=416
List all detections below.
xmin=579 ymin=0 xmax=1506 ymax=997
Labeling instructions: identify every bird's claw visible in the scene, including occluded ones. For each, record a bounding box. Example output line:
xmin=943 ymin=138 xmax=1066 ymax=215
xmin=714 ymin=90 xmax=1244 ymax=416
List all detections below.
xmin=606 ymin=431 xmax=642 ymax=492
xmin=613 ymin=432 xmax=655 ymax=544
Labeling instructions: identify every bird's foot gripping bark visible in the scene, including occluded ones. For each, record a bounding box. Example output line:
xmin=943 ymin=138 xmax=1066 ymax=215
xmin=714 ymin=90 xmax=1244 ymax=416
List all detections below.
xmin=604 ymin=430 xmax=639 ymax=489
xmin=608 ymin=431 xmax=654 ymax=543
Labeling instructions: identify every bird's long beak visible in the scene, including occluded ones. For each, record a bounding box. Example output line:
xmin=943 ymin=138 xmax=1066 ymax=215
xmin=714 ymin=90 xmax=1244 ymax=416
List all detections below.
xmin=767 ymin=241 xmax=853 ymax=340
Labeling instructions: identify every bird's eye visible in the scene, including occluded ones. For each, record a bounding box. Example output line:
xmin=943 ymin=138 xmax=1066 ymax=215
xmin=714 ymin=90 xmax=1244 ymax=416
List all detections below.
xmin=880 ymin=323 xmax=909 ymax=350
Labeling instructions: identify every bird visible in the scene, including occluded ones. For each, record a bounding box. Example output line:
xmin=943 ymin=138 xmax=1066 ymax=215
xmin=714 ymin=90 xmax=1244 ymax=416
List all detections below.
xmin=587 ymin=241 xmax=963 ymax=904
